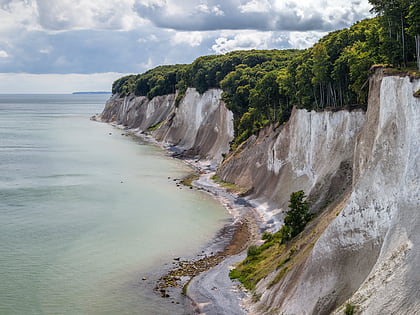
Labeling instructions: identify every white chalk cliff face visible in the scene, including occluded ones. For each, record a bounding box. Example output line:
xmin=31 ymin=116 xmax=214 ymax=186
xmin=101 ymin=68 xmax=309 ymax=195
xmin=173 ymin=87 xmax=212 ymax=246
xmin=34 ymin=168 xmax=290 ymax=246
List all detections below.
xmin=100 ymin=68 xmax=419 ymax=314
xmin=248 ymin=69 xmax=420 ymax=314
xmin=217 ymin=108 xmax=365 ymax=229
xmin=99 ymin=88 xmax=234 ymax=167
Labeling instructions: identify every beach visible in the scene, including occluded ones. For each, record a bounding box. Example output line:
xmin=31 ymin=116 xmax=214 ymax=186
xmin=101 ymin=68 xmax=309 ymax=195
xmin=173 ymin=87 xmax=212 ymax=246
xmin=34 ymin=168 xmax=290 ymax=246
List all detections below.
xmin=100 ymin=120 xmax=264 ymax=314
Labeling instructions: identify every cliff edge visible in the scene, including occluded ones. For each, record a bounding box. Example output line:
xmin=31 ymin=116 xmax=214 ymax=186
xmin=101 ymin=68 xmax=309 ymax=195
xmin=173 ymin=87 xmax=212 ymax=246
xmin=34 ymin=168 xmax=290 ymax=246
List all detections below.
xmin=245 ymin=68 xmax=420 ymax=314
xmin=98 ymin=67 xmax=419 ymax=314
xmin=99 ymin=87 xmax=233 ymax=168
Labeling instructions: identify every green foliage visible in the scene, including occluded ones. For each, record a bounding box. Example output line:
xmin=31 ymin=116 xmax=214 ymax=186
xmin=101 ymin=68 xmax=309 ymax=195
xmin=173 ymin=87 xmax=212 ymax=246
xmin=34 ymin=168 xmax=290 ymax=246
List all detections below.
xmin=180 ymin=173 xmax=200 ymax=187
xmin=261 ymin=231 xmax=274 ymax=241
xmin=369 ymin=0 xmax=418 ymax=68
xmin=112 ymin=16 xmax=408 ymax=149
xmin=147 ymin=121 xmax=163 ymax=131
xmin=112 ymin=65 xmax=187 ymax=99
xmin=227 ymin=191 xmax=311 ymax=291
xmin=345 ymin=303 xmax=356 ymax=315
xmin=229 ymin=268 xmax=241 ymax=280
xmin=247 ymin=245 xmax=261 ymax=257
xmin=281 ymin=190 xmax=312 ymax=242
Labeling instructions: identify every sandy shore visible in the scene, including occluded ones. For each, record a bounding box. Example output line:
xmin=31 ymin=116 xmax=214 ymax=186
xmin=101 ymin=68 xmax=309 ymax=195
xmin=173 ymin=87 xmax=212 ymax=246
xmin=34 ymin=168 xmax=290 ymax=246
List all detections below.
xmin=155 ymin=160 xmax=263 ymax=314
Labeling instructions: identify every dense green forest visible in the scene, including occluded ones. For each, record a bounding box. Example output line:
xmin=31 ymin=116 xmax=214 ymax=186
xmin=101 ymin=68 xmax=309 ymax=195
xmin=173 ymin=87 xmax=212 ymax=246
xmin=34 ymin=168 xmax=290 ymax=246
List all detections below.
xmin=112 ymin=2 xmax=419 ymax=148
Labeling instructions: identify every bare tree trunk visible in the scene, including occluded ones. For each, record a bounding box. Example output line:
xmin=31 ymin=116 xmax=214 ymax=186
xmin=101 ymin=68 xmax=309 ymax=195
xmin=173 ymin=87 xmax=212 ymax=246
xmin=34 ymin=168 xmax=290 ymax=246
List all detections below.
xmin=416 ymin=35 xmax=420 ymax=71
xmin=401 ymin=13 xmax=406 ymax=68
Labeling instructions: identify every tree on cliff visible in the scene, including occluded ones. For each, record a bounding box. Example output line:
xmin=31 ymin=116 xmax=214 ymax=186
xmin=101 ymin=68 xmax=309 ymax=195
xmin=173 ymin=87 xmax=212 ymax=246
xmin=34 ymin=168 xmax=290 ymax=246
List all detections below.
xmin=281 ymin=190 xmax=312 ymax=242
xmin=407 ymin=2 xmax=420 ymax=70
xmin=368 ymin=0 xmax=417 ymax=68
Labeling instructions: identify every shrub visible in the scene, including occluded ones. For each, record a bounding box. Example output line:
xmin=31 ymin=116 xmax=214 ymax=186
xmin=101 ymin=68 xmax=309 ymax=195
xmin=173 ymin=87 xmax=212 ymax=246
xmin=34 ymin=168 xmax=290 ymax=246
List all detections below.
xmin=345 ymin=303 xmax=355 ymax=315
xmin=261 ymin=231 xmax=273 ymax=241
xmin=247 ymin=245 xmax=260 ymax=257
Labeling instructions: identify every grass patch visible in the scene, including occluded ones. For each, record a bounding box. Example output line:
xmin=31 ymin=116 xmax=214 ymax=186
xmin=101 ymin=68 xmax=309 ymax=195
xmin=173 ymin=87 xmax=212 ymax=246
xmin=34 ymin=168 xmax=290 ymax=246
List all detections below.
xmin=147 ymin=120 xmax=163 ymax=131
xmin=228 ymin=193 xmax=351 ymax=294
xmin=345 ymin=303 xmax=356 ymax=315
xmin=415 ymin=87 xmax=420 ymax=98
xmin=211 ymin=175 xmax=247 ymax=194
xmin=268 ymin=267 xmax=289 ymax=288
xmin=276 ymin=257 xmax=291 ymax=269
xmin=181 ymin=278 xmax=192 ymax=296
xmin=180 ymin=173 xmax=200 ymax=187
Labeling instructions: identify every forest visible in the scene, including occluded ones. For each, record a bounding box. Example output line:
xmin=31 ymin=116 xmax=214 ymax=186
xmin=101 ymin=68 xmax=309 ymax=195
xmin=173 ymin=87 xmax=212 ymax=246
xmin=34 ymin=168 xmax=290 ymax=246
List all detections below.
xmin=112 ymin=1 xmax=419 ymax=148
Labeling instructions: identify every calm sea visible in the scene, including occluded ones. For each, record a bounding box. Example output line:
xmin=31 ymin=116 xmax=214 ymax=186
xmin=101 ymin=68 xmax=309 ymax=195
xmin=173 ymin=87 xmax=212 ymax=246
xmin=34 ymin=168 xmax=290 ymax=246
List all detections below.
xmin=0 ymin=94 xmax=228 ymax=314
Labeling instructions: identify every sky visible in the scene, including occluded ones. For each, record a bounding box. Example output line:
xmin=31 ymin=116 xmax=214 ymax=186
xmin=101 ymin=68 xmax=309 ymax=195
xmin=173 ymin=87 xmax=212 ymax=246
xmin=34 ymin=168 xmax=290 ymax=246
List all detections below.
xmin=0 ymin=0 xmax=372 ymax=93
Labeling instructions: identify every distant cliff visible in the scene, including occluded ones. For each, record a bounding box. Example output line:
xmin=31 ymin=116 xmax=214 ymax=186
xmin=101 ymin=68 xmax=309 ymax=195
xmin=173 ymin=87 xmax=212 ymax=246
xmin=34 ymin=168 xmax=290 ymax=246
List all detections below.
xmin=99 ymin=87 xmax=233 ymax=168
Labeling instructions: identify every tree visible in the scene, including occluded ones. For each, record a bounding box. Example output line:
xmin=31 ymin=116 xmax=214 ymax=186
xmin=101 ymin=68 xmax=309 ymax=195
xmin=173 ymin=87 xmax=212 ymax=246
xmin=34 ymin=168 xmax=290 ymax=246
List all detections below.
xmin=407 ymin=2 xmax=420 ymax=70
xmin=281 ymin=190 xmax=312 ymax=242
xmin=312 ymin=43 xmax=332 ymax=107
xmin=369 ymin=0 xmax=414 ymax=67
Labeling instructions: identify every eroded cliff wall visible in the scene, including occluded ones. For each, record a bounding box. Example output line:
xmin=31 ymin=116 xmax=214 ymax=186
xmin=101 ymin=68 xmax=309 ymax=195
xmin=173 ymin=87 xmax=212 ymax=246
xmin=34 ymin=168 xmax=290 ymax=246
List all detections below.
xmin=100 ymin=69 xmax=419 ymax=314
xmin=217 ymin=108 xmax=365 ymax=229
xmin=250 ymin=69 xmax=420 ymax=314
xmin=99 ymin=88 xmax=233 ymax=167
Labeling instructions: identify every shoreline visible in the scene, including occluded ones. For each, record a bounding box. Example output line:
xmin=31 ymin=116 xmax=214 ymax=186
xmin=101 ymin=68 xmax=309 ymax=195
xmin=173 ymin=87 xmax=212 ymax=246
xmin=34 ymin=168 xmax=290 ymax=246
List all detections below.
xmin=93 ymin=117 xmax=263 ymax=314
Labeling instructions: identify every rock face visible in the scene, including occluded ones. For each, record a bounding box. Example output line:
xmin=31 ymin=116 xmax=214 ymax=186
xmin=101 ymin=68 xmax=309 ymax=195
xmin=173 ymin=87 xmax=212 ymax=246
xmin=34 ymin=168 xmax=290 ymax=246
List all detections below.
xmin=99 ymin=88 xmax=234 ymax=167
xmin=99 ymin=68 xmax=419 ymax=314
xmin=217 ymin=108 xmax=365 ymax=229
xmin=249 ymin=69 xmax=420 ymax=314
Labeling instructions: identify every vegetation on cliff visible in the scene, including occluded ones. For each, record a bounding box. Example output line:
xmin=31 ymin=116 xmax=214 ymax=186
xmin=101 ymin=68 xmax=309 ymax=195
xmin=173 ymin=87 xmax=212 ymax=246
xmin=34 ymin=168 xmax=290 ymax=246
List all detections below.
xmin=369 ymin=0 xmax=419 ymax=70
xmin=111 ymin=4 xmax=418 ymax=148
xmin=229 ymin=191 xmax=312 ymax=290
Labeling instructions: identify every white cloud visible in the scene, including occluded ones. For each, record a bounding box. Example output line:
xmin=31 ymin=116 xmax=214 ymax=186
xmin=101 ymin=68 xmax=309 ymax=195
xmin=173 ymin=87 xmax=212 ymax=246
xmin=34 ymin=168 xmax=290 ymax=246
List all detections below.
xmin=135 ymin=0 xmax=371 ymax=31
xmin=288 ymin=31 xmax=327 ymax=49
xmin=39 ymin=48 xmax=51 ymax=54
xmin=0 ymin=50 xmax=8 ymax=57
xmin=239 ymin=0 xmax=271 ymax=13
xmin=171 ymin=31 xmax=204 ymax=47
xmin=212 ymin=31 xmax=274 ymax=54
xmin=0 ymin=0 xmax=373 ymax=93
xmin=0 ymin=72 xmax=127 ymax=94
xmin=0 ymin=0 xmax=40 ymax=35
xmin=138 ymin=34 xmax=158 ymax=43
xmin=35 ymin=0 xmax=148 ymax=31
xmin=195 ymin=4 xmax=224 ymax=16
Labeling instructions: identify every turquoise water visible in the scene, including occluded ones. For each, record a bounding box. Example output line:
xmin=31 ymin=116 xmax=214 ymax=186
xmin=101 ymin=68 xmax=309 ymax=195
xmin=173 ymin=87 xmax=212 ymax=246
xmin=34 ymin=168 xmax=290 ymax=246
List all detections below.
xmin=0 ymin=94 xmax=228 ymax=314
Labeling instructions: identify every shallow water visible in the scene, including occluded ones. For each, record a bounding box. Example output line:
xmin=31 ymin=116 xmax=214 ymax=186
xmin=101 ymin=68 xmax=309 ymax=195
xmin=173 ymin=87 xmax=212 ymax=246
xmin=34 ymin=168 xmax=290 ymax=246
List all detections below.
xmin=0 ymin=94 xmax=228 ymax=314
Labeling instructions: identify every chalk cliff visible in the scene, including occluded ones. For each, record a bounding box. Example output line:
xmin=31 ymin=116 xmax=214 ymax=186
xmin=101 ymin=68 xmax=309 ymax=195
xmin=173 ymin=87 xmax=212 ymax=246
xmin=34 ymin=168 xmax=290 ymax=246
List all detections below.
xmin=246 ymin=68 xmax=420 ymax=314
xmin=217 ymin=108 xmax=365 ymax=229
xmin=100 ymin=67 xmax=419 ymax=314
xmin=99 ymin=88 xmax=234 ymax=167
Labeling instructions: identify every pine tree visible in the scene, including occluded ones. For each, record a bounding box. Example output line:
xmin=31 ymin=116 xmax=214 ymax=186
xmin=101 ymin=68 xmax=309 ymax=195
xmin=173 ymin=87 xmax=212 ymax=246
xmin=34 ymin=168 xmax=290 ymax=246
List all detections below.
xmin=281 ymin=190 xmax=312 ymax=241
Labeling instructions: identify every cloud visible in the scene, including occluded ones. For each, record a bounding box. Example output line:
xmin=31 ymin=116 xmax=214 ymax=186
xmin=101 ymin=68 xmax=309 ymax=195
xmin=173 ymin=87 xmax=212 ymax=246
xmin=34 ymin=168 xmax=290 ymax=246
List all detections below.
xmin=0 ymin=0 xmax=373 ymax=93
xmin=212 ymin=31 xmax=275 ymax=54
xmin=0 ymin=72 xmax=127 ymax=93
xmin=135 ymin=0 xmax=372 ymax=32
xmin=34 ymin=0 xmax=148 ymax=31
xmin=171 ymin=31 xmax=205 ymax=47
xmin=0 ymin=50 xmax=8 ymax=58
xmin=239 ymin=0 xmax=271 ymax=13
xmin=288 ymin=31 xmax=328 ymax=49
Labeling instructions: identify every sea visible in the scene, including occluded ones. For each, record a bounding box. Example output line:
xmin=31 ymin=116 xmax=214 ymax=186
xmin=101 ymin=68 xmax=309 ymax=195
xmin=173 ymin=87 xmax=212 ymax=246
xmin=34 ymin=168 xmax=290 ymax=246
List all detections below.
xmin=0 ymin=94 xmax=229 ymax=314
